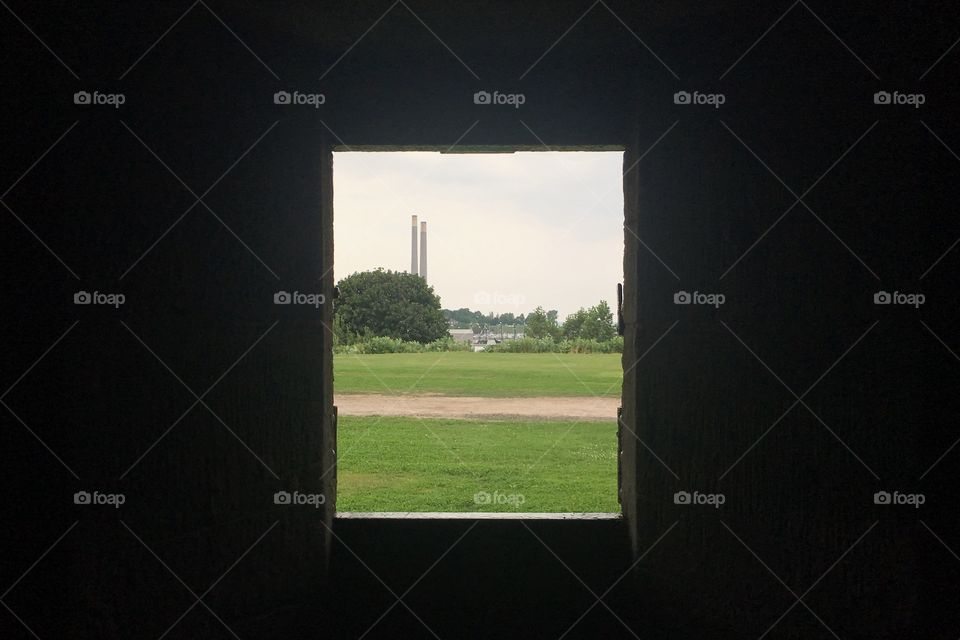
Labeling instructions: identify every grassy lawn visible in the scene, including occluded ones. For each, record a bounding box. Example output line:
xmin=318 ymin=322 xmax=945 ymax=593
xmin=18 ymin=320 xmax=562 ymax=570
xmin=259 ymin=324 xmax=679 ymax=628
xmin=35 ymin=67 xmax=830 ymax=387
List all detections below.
xmin=337 ymin=416 xmax=619 ymax=512
xmin=334 ymin=352 xmax=622 ymax=397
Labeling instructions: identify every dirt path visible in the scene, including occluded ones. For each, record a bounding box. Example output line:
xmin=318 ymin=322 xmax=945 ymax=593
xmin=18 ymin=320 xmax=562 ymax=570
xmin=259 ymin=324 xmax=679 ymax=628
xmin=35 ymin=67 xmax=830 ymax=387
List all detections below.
xmin=335 ymin=394 xmax=618 ymax=421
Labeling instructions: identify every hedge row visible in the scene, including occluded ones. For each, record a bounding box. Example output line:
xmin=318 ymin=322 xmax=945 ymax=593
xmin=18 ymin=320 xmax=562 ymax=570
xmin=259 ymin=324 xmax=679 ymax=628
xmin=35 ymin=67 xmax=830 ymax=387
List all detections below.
xmin=334 ymin=335 xmax=623 ymax=354
xmin=334 ymin=336 xmax=473 ymax=354
xmin=483 ymin=336 xmax=623 ymax=353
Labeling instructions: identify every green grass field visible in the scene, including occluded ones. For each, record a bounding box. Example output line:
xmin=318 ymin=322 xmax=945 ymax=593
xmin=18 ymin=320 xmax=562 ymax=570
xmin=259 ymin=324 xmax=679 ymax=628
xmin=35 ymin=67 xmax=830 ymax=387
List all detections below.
xmin=334 ymin=352 xmax=622 ymax=397
xmin=336 ymin=416 xmax=618 ymax=512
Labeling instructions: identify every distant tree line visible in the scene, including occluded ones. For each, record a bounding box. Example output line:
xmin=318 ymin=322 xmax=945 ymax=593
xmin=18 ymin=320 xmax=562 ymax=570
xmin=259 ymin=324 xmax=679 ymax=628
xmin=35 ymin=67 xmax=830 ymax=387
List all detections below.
xmin=443 ymin=308 xmax=572 ymax=330
xmin=334 ymin=269 xmax=618 ymax=351
xmin=525 ymin=302 xmax=615 ymax=341
xmin=443 ymin=308 xmax=539 ymax=328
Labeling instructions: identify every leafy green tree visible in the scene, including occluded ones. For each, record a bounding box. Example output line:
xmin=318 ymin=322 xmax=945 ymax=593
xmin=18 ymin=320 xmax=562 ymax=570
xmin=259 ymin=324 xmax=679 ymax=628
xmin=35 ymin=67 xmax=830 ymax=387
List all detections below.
xmin=580 ymin=300 xmax=616 ymax=341
xmin=335 ymin=269 xmax=448 ymax=343
xmin=560 ymin=301 xmax=616 ymax=341
xmin=526 ymin=306 xmax=560 ymax=339
xmin=562 ymin=308 xmax=588 ymax=339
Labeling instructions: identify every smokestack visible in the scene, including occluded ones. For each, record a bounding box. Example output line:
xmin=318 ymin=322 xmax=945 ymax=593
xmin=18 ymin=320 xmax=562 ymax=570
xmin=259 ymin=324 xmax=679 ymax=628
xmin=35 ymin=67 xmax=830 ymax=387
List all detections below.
xmin=419 ymin=221 xmax=427 ymax=283
xmin=410 ymin=214 xmax=418 ymax=275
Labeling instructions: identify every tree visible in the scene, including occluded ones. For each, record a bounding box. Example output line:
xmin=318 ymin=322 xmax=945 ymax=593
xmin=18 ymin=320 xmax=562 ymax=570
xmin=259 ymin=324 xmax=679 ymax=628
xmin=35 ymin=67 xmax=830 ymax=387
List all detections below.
xmin=561 ymin=301 xmax=616 ymax=341
xmin=561 ymin=308 xmax=588 ymax=339
xmin=335 ymin=269 xmax=448 ymax=343
xmin=580 ymin=301 xmax=616 ymax=341
xmin=442 ymin=307 xmax=481 ymax=328
xmin=526 ymin=306 xmax=560 ymax=339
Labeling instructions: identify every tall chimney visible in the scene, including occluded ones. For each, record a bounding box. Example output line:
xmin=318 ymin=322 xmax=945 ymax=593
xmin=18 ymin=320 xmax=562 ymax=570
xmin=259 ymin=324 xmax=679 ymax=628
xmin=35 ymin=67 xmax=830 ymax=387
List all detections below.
xmin=410 ymin=214 xmax=418 ymax=275
xmin=419 ymin=221 xmax=427 ymax=283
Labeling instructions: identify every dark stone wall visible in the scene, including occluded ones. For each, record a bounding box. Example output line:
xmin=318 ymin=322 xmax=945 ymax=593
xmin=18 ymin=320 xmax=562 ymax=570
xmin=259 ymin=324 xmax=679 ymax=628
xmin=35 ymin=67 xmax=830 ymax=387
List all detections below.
xmin=2 ymin=1 xmax=957 ymax=638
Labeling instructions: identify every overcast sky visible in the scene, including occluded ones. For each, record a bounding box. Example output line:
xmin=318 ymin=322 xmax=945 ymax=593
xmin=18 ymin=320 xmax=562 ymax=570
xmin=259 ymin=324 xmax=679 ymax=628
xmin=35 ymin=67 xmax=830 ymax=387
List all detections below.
xmin=333 ymin=151 xmax=624 ymax=320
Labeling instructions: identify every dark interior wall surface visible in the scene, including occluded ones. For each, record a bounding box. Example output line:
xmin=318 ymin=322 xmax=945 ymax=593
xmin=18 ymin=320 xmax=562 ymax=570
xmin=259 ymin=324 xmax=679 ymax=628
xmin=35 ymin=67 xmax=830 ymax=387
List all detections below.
xmin=2 ymin=1 xmax=958 ymax=638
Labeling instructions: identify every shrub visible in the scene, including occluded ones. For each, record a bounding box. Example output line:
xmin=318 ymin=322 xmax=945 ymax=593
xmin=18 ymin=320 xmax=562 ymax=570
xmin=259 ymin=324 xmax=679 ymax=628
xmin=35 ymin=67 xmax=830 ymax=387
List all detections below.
xmin=485 ymin=336 xmax=622 ymax=354
xmin=333 ymin=335 xmax=474 ymax=354
xmin=484 ymin=337 xmax=559 ymax=353
xmin=423 ymin=337 xmax=473 ymax=352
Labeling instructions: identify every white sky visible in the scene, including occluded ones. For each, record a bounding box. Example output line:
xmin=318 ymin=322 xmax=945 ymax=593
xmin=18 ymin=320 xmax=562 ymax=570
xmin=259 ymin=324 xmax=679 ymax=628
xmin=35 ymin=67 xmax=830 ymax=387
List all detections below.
xmin=333 ymin=151 xmax=624 ymax=320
